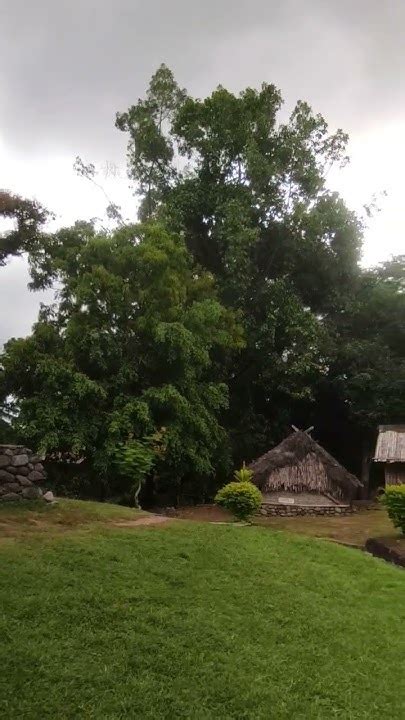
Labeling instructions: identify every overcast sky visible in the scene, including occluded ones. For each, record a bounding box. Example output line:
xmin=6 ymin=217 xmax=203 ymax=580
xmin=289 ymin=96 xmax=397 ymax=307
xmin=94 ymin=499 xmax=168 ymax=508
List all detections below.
xmin=1 ymin=0 xmax=404 ymax=342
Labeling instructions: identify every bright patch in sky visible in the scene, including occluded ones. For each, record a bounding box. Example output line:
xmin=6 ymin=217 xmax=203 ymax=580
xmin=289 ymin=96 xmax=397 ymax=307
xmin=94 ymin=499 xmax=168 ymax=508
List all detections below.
xmin=0 ymin=122 xmax=404 ymax=342
xmin=330 ymin=123 xmax=405 ymax=266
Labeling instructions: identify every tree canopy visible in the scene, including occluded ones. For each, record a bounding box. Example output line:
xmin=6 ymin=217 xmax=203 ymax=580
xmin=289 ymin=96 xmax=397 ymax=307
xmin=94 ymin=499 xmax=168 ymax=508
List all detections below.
xmin=116 ymin=65 xmax=373 ymax=464
xmin=1 ymin=65 xmax=404 ymax=502
xmin=1 ymin=222 xmax=242 ymax=500
xmin=0 ymin=190 xmax=49 ymax=266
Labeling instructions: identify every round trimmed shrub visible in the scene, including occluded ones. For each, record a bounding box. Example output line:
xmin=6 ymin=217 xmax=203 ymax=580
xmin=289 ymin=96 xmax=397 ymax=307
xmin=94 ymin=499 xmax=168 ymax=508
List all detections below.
xmin=381 ymin=484 xmax=405 ymax=534
xmin=215 ymin=481 xmax=262 ymax=522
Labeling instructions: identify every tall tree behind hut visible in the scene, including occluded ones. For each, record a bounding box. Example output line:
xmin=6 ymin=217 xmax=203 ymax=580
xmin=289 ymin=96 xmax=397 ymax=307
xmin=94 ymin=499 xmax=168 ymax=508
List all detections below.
xmin=316 ymin=254 xmax=405 ymax=491
xmin=118 ymin=66 xmax=363 ymax=465
xmin=1 ymin=69 xmax=404 ymax=503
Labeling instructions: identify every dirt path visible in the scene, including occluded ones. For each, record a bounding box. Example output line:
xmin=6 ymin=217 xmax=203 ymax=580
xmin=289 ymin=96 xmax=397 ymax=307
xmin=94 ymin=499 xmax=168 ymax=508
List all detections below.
xmin=172 ymin=505 xmax=232 ymax=523
xmin=113 ymin=515 xmax=173 ymax=528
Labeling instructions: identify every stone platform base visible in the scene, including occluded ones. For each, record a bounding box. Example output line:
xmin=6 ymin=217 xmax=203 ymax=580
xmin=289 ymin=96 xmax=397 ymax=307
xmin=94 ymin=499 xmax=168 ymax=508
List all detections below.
xmin=258 ymin=503 xmax=355 ymax=517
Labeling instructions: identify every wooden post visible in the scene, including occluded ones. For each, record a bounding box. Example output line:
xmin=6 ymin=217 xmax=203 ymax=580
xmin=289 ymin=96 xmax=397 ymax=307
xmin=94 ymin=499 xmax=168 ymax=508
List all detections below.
xmin=360 ymin=438 xmax=371 ymax=499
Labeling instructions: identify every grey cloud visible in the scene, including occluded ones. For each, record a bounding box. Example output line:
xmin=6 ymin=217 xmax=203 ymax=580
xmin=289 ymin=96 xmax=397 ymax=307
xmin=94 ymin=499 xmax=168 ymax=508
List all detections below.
xmin=1 ymin=1 xmax=404 ymax=161
xmin=0 ymin=257 xmax=52 ymax=340
xmin=1 ymin=1 xmax=404 ymax=342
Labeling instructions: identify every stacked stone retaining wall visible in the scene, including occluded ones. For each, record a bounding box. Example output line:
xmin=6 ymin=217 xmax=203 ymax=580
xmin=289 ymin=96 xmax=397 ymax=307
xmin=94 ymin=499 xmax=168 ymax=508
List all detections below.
xmin=258 ymin=503 xmax=355 ymax=517
xmin=0 ymin=445 xmax=46 ymax=502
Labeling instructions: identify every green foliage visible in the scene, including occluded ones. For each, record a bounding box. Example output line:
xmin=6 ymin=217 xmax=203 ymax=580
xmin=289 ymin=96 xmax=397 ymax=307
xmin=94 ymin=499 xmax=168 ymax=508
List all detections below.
xmin=0 ymin=190 xmax=49 ymax=266
xmin=114 ymin=440 xmax=155 ymax=507
xmin=2 ymin=68 xmax=405 ymax=502
xmin=116 ymin=64 xmax=186 ymax=221
xmin=381 ymin=485 xmax=405 ymax=534
xmin=114 ymin=430 xmax=166 ymax=507
xmin=215 ymin=480 xmax=262 ymax=521
xmin=118 ymin=68 xmax=364 ymax=461
xmin=233 ymin=463 xmax=253 ymax=483
xmin=322 ymin=260 xmax=405 ymax=469
xmin=0 ymin=222 xmax=242 ymax=501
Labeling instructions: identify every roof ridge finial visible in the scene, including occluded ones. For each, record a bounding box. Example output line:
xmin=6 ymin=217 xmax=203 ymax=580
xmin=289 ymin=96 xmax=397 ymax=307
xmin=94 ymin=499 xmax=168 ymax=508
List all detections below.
xmin=291 ymin=425 xmax=314 ymax=435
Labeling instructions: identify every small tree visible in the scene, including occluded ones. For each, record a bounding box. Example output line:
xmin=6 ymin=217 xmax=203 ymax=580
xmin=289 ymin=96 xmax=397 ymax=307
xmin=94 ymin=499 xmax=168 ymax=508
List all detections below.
xmin=233 ymin=462 xmax=253 ymax=483
xmin=114 ymin=430 xmax=166 ymax=508
xmin=380 ymin=485 xmax=405 ymax=534
xmin=215 ymin=481 xmax=262 ymax=522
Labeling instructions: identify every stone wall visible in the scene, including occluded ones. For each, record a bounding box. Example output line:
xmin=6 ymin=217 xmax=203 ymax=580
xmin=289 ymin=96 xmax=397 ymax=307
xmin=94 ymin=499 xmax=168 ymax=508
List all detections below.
xmin=258 ymin=502 xmax=355 ymax=517
xmin=0 ymin=445 xmax=46 ymax=502
xmin=262 ymin=491 xmax=339 ymax=506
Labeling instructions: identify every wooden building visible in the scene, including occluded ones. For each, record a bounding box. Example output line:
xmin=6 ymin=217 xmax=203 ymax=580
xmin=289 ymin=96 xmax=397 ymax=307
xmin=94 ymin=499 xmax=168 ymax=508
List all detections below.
xmin=374 ymin=425 xmax=405 ymax=486
xmin=249 ymin=429 xmax=361 ymax=508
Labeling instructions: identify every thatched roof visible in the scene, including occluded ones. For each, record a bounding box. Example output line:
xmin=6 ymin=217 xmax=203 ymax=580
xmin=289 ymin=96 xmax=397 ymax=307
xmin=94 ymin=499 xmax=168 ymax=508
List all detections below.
xmin=374 ymin=425 xmax=405 ymax=463
xmin=249 ymin=431 xmax=361 ymax=496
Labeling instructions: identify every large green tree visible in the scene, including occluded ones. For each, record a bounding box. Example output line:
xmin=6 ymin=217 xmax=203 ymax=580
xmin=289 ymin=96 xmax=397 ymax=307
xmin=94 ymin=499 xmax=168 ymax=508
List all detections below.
xmin=0 ymin=222 xmax=242 ymax=501
xmin=317 ymin=254 xmax=405 ymax=486
xmin=117 ymin=66 xmax=363 ymax=459
xmin=2 ymin=68 xmax=403 ymax=502
xmin=117 ymin=67 xmax=361 ymax=311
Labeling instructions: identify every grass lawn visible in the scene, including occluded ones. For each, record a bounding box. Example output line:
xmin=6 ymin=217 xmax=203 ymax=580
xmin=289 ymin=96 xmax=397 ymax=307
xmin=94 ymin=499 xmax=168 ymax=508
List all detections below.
xmin=175 ymin=503 xmax=396 ymax=547
xmin=0 ymin=501 xmax=405 ymax=719
xmin=259 ymin=506 xmax=397 ymax=547
xmin=0 ymin=499 xmax=146 ymax=540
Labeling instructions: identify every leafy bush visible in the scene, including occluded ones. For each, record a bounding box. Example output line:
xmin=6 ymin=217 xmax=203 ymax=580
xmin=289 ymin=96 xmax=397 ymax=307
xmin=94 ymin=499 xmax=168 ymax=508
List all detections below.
xmin=233 ymin=462 xmax=253 ymax=483
xmin=114 ymin=440 xmax=155 ymax=508
xmin=380 ymin=484 xmax=405 ymax=534
xmin=215 ymin=481 xmax=262 ymax=522
xmin=114 ymin=431 xmax=166 ymax=508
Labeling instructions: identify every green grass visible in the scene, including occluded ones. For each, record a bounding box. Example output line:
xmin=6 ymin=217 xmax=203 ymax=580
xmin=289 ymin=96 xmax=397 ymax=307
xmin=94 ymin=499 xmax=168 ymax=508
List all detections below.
xmin=0 ymin=499 xmax=145 ymax=540
xmin=0 ymin=502 xmax=405 ymax=718
xmin=259 ymin=506 xmax=396 ymax=547
xmin=175 ymin=504 xmax=396 ymax=547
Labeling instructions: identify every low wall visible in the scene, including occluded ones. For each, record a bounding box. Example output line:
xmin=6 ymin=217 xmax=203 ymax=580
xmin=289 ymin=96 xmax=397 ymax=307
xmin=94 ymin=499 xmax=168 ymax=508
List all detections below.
xmin=258 ymin=503 xmax=355 ymax=517
xmin=0 ymin=445 xmax=46 ymax=502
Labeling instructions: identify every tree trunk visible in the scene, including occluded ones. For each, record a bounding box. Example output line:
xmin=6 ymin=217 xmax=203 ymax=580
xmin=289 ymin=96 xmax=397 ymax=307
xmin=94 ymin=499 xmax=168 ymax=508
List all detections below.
xmin=134 ymin=479 xmax=142 ymax=509
xmin=360 ymin=437 xmax=372 ymax=499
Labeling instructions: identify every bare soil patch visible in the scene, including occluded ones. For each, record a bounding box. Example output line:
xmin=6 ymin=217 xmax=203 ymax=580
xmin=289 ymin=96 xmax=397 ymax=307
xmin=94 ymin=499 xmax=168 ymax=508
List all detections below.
xmin=172 ymin=503 xmax=395 ymax=548
xmin=172 ymin=504 xmax=232 ymax=523
xmin=365 ymin=536 xmax=405 ymax=568
xmin=113 ymin=515 xmax=172 ymax=527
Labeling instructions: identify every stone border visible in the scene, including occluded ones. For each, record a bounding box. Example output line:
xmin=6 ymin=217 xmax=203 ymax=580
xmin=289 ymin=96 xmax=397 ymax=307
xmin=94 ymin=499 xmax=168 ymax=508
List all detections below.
xmin=258 ymin=503 xmax=355 ymax=517
xmin=0 ymin=444 xmax=46 ymax=502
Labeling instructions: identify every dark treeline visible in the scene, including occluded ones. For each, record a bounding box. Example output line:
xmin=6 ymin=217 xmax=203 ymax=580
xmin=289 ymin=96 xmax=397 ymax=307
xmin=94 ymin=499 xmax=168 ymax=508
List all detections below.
xmin=1 ymin=66 xmax=404 ymax=505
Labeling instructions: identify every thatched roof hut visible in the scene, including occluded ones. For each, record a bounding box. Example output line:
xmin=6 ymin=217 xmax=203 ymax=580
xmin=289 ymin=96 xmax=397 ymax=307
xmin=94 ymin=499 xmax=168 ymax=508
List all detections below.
xmin=374 ymin=425 xmax=405 ymax=486
xmin=249 ymin=430 xmax=361 ymax=506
